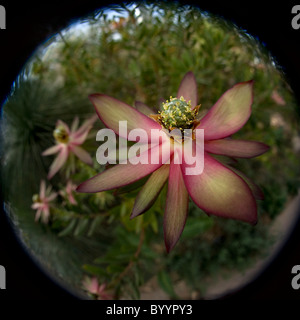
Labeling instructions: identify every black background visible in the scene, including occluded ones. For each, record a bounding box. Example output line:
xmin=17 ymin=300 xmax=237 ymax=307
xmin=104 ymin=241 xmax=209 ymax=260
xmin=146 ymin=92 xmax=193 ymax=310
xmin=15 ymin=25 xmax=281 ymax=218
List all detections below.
xmin=1 ymin=0 xmax=300 ymax=300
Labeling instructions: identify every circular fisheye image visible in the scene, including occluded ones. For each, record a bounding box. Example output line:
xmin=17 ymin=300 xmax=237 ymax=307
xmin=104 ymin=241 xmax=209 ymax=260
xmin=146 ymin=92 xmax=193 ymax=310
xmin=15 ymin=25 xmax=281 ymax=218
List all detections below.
xmin=1 ymin=2 xmax=300 ymax=300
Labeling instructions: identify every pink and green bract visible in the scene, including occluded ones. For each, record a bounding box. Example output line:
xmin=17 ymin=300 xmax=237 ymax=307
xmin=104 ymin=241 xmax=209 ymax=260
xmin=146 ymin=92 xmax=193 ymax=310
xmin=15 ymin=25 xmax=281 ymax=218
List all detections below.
xmin=77 ymin=72 xmax=269 ymax=252
xmin=82 ymin=277 xmax=113 ymax=300
xmin=43 ymin=115 xmax=97 ymax=179
xmin=31 ymin=180 xmax=57 ymax=224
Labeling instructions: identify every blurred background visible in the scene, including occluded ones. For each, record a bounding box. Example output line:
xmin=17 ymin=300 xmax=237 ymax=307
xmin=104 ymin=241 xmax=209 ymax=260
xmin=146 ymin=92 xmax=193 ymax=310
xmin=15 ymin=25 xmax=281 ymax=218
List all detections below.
xmin=0 ymin=0 xmax=300 ymax=300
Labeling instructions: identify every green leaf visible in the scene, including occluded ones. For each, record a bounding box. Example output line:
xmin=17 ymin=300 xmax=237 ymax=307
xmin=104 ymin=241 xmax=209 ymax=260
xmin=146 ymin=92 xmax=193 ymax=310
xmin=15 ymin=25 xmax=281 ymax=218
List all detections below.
xmin=181 ymin=216 xmax=213 ymax=239
xmin=82 ymin=264 xmax=107 ymax=277
xmin=128 ymin=278 xmax=141 ymax=300
xmin=107 ymin=264 xmax=125 ymax=274
xmin=157 ymin=270 xmax=178 ymax=299
xmin=74 ymin=218 xmax=90 ymax=237
xmin=58 ymin=218 xmax=77 ymax=237
xmin=150 ymin=215 xmax=158 ymax=233
xmin=87 ymin=215 xmax=104 ymax=237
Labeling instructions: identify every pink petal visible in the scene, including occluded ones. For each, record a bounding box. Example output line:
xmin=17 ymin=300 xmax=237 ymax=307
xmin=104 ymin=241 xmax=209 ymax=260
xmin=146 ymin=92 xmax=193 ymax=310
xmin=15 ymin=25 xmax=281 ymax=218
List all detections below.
xmin=40 ymin=180 xmax=46 ymax=199
xmin=271 ymin=90 xmax=286 ymax=106
xmin=76 ymin=114 xmax=98 ymax=135
xmin=182 ymin=152 xmax=257 ymax=224
xmin=35 ymin=209 xmax=42 ymax=222
xmin=131 ymin=164 xmax=170 ymax=218
xmin=66 ymin=181 xmax=72 ymax=193
xmin=198 ymin=81 xmax=254 ymax=140
xmin=77 ymin=142 xmax=171 ymax=193
xmin=47 ymin=146 xmax=69 ymax=179
xmin=42 ymin=144 xmax=62 ymax=156
xmin=41 ymin=207 xmax=50 ymax=224
xmin=68 ymin=194 xmax=77 ymax=205
xmin=56 ymin=120 xmax=70 ymax=134
xmin=223 ymin=165 xmax=264 ymax=200
xmin=89 ymin=94 xmax=161 ymax=142
xmin=164 ymin=153 xmax=189 ymax=252
xmin=204 ymin=139 xmax=269 ymax=158
xmin=47 ymin=192 xmax=57 ymax=202
xmin=71 ymin=130 xmax=89 ymax=146
xmin=177 ymin=71 xmax=198 ymax=108
xmin=83 ymin=277 xmax=99 ymax=295
xmin=135 ymin=101 xmax=155 ymax=116
xmin=31 ymin=203 xmax=42 ymax=209
xmin=71 ymin=116 xmax=79 ymax=132
xmin=71 ymin=145 xmax=93 ymax=165
xmin=71 ymin=114 xmax=98 ymax=144
xmin=98 ymin=283 xmax=107 ymax=293
xmin=65 ymin=181 xmax=77 ymax=204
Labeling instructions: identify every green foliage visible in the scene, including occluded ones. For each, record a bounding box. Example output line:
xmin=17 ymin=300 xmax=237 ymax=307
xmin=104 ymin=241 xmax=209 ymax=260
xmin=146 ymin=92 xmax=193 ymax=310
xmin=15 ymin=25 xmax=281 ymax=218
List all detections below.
xmin=157 ymin=270 xmax=178 ymax=299
xmin=1 ymin=1 xmax=299 ymax=300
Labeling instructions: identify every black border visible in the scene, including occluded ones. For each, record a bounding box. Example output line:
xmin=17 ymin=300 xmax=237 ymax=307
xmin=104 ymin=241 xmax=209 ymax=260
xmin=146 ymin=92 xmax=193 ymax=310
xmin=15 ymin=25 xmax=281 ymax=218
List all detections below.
xmin=1 ymin=0 xmax=300 ymax=300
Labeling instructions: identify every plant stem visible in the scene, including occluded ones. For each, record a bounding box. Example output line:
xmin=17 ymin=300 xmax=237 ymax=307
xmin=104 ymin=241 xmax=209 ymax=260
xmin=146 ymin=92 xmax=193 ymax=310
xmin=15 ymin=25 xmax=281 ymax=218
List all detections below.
xmin=110 ymin=228 xmax=145 ymax=288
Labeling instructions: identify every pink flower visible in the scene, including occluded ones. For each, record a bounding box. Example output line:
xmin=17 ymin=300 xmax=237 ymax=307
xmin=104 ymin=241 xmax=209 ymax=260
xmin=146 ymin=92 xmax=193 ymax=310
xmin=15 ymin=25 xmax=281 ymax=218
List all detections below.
xmin=43 ymin=115 xmax=98 ymax=179
xmin=77 ymin=72 xmax=269 ymax=252
xmin=82 ymin=277 xmax=113 ymax=300
xmin=271 ymin=90 xmax=286 ymax=106
xmin=31 ymin=180 xmax=57 ymax=224
xmin=59 ymin=180 xmax=77 ymax=205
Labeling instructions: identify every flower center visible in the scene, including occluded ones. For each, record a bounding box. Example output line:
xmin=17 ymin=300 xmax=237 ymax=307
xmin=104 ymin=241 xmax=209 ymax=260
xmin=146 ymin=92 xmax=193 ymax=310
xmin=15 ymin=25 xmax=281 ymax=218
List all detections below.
xmin=53 ymin=125 xmax=69 ymax=143
xmin=159 ymin=96 xmax=198 ymax=131
xmin=32 ymin=194 xmax=40 ymax=203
